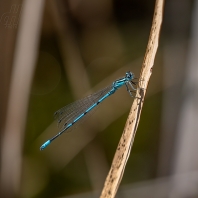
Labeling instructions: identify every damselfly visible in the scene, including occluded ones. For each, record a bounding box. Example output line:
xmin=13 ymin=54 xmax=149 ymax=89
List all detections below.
xmin=40 ymin=71 xmax=137 ymax=150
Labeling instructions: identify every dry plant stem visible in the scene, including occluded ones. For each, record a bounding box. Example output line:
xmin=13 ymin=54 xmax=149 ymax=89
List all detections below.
xmin=100 ymin=0 xmax=164 ymax=198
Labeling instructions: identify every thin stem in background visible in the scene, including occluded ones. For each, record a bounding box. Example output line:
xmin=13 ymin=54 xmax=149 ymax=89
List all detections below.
xmin=157 ymin=0 xmax=191 ymax=177
xmin=0 ymin=0 xmax=45 ymax=197
xmin=170 ymin=0 xmax=198 ymax=197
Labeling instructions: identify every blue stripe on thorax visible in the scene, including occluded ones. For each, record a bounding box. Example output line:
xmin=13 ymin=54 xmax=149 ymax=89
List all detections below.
xmin=113 ymin=79 xmax=126 ymax=89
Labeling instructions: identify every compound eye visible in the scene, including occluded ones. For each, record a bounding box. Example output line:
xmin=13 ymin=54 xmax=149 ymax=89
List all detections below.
xmin=126 ymin=72 xmax=130 ymax=78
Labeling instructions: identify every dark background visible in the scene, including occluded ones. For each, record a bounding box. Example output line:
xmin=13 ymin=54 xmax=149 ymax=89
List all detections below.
xmin=0 ymin=0 xmax=197 ymax=198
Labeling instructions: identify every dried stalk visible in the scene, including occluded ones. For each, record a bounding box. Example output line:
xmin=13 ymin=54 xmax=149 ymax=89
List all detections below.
xmin=100 ymin=0 xmax=164 ymax=197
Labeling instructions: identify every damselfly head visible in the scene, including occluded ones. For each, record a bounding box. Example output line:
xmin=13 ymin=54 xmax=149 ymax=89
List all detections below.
xmin=125 ymin=71 xmax=134 ymax=81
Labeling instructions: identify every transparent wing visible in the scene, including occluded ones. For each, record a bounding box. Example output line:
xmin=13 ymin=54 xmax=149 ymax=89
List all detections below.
xmin=54 ymin=85 xmax=113 ymax=131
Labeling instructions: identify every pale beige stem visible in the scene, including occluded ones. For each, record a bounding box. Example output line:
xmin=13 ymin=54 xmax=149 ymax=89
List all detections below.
xmin=100 ymin=0 xmax=164 ymax=197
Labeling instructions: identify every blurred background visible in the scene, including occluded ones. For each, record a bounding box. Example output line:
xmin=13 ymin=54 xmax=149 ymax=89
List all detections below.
xmin=0 ymin=0 xmax=197 ymax=198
